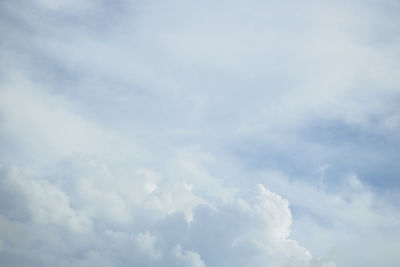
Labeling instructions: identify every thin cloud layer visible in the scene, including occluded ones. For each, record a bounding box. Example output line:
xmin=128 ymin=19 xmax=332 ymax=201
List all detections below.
xmin=1 ymin=0 xmax=400 ymax=266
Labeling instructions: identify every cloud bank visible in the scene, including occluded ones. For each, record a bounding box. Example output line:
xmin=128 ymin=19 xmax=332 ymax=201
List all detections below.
xmin=0 ymin=164 xmax=334 ymax=267
xmin=1 ymin=0 xmax=400 ymax=266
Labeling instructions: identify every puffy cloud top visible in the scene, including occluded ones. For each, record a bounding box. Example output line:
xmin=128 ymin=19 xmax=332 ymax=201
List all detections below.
xmin=1 ymin=0 xmax=399 ymax=266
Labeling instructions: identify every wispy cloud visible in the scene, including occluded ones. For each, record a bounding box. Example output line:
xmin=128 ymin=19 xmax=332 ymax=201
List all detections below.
xmin=1 ymin=0 xmax=399 ymax=266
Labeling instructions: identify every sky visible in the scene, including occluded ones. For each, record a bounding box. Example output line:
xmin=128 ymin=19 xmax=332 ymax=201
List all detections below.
xmin=0 ymin=0 xmax=400 ymax=266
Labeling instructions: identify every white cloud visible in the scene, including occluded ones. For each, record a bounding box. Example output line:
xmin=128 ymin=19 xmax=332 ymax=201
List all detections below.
xmin=33 ymin=0 xmax=97 ymax=11
xmin=257 ymin=170 xmax=400 ymax=267
xmin=135 ymin=231 xmax=163 ymax=261
xmin=0 ymin=164 xmax=336 ymax=267
xmin=0 ymin=73 xmax=109 ymax=164
xmin=0 ymin=166 xmax=91 ymax=232
xmin=172 ymin=244 xmax=206 ymax=267
xmin=1 ymin=0 xmax=399 ymax=266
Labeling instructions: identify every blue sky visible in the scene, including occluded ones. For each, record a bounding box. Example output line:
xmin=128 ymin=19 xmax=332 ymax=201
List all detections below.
xmin=1 ymin=0 xmax=400 ymax=266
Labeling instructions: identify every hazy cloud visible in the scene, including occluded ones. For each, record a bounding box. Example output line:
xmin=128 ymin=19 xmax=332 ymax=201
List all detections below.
xmin=1 ymin=0 xmax=399 ymax=266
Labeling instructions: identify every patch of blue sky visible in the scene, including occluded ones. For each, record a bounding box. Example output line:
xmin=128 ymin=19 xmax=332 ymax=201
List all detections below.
xmin=232 ymin=119 xmax=400 ymax=190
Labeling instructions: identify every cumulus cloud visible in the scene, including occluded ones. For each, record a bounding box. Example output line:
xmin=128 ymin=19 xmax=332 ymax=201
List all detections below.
xmin=257 ymin=170 xmax=400 ymax=267
xmin=0 ymin=166 xmax=91 ymax=232
xmin=0 ymin=164 xmax=335 ymax=267
xmin=172 ymin=245 xmax=206 ymax=267
xmin=1 ymin=0 xmax=399 ymax=266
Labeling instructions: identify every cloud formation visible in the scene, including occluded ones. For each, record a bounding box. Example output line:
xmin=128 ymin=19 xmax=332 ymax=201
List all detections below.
xmin=0 ymin=164 xmax=335 ymax=267
xmin=1 ymin=0 xmax=399 ymax=266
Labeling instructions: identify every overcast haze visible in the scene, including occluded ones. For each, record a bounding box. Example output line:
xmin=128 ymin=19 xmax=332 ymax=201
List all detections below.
xmin=1 ymin=0 xmax=400 ymax=266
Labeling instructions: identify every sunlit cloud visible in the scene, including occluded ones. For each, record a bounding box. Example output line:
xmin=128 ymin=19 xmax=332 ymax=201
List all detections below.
xmin=1 ymin=0 xmax=399 ymax=266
